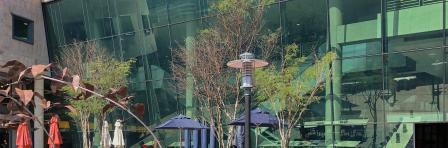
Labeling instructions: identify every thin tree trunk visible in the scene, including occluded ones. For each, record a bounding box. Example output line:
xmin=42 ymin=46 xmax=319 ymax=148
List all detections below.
xmin=81 ymin=114 xmax=91 ymax=148
xmin=281 ymin=135 xmax=290 ymax=148
xmin=372 ymin=107 xmax=377 ymax=148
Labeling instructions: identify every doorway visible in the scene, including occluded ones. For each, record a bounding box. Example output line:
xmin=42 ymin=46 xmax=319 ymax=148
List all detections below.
xmin=414 ymin=122 xmax=448 ymax=148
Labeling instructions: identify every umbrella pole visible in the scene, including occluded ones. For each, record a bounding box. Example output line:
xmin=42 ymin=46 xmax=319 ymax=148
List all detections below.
xmin=179 ymin=129 xmax=182 ymax=148
xmin=255 ymin=127 xmax=258 ymax=148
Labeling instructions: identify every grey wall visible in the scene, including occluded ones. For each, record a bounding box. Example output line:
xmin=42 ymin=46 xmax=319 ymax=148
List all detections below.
xmin=0 ymin=0 xmax=49 ymax=67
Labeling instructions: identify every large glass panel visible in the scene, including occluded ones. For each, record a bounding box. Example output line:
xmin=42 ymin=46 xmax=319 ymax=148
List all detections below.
xmin=59 ymin=0 xmax=87 ymax=44
xmin=126 ymin=56 xmax=153 ymax=122
xmin=386 ymin=49 xmax=444 ymax=121
xmin=43 ymin=4 xmax=63 ymax=49
xmin=330 ymin=0 xmax=382 ymax=146
xmin=110 ymin=0 xmax=140 ymax=34
xmin=145 ymin=26 xmax=177 ymax=121
xmin=272 ymin=0 xmax=330 ymax=146
xmin=340 ymin=54 xmax=385 ymax=147
xmin=146 ymin=0 xmax=169 ymax=27
xmin=118 ymin=33 xmax=142 ymax=59
xmin=200 ymin=0 xmax=217 ymax=16
xmin=333 ymin=0 xmax=381 ymax=57
xmin=139 ymin=27 xmax=160 ymax=58
xmin=262 ymin=3 xmax=280 ymax=34
xmin=152 ymin=26 xmax=171 ymax=72
xmin=98 ymin=36 xmax=121 ymax=58
xmin=168 ymin=0 xmax=201 ymax=23
xmin=170 ymin=20 xmax=200 ymax=48
xmin=282 ymin=0 xmax=327 ymax=56
xmin=386 ymin=0 xmax=443 ymax=53
xmin=84 ymin=0 xmax=112 ymax=39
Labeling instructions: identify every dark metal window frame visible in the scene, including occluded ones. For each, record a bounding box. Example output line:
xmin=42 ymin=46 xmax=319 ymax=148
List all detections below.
xmin=12 ymin=14 xmax=34 ymax=44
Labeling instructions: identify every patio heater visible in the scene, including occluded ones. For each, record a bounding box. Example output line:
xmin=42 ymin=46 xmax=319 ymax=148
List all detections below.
xmin=227 ymin=52 xmax=268 ymax=148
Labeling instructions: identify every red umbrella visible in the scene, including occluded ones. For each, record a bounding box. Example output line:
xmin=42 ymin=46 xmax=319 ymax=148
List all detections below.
xmin=16 ymin=122 xmax=32 ymax=148
xmin=48 ymin=115 xmax=62 ymax=148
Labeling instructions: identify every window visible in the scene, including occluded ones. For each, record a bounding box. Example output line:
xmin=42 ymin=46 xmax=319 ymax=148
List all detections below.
xmin=12 ymin=14 xmax=34 ymax=44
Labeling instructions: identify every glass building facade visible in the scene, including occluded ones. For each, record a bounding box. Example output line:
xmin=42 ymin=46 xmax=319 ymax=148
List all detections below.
xmin=42 ymin=0 xmax=448 ymax=147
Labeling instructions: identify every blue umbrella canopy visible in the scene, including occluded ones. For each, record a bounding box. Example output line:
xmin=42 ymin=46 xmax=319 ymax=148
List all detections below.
xmin=229 ymin=108 xmax=279 ymax=127
xmin=156 ymin=115 xmax=208 ymax=129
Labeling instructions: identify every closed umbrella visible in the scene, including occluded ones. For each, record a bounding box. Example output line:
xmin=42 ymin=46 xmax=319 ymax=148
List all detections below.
xmin=101 ymin=121 xmax=111 ymax=148
xmin=112 ymin=120 xmax=125 ymax=148
xmin=48 ymin=115 xmax=63 ymax=148
xmin=16 ymin=122 xmax=32 ymax=148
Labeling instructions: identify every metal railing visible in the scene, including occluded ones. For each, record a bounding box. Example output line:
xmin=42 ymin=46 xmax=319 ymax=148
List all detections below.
xmin=387 ymin=0 xmax=444 ymax=11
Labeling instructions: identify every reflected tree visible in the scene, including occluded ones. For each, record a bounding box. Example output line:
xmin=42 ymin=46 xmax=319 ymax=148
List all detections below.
xmin=359 ymin=81 xmax=382 ymax=148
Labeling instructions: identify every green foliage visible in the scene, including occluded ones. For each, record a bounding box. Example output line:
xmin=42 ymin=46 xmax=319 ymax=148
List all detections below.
xmin=57 ymin=42 xmax=135 ymax=119
xmin=255 ymin=43 xmax=335 ymax=112
xmin=61 ymin=86 xmax=103 ymax=118
xmin=255 ymin=43 xmax=335 ymax=147
xmin=212 ymin=0 xmax=275 ymax=12
xmin=85 ymin=57 xmax=135 ymax=94
xmin=212 ymin=0 xmax=248 ymax=12
xmin=71 ymin=57 xmax=134 ymax=117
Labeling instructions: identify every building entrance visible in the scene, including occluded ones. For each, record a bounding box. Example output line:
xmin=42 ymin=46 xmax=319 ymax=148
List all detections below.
xmin=414 ymin=122 xmax=448 ymax=148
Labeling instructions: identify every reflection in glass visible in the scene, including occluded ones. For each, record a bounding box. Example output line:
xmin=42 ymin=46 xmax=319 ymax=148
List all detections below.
xmin=386 ymin=49 xmax=444 ymax=122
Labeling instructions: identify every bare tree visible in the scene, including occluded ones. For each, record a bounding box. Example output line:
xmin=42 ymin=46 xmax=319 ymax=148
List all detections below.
xmin=171 ymin=0 xmax=277 ymax=147
xmin=359 ymin=81 xmax=382 ymax=148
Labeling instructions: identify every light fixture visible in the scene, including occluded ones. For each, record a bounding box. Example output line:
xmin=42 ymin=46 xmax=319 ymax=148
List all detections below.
xmin=227 ymin=52 xmax=269 ymax=88
xmin=41 ymin=0 xmax=57 ymax=3
xmin=393 ymin=76 xmax=416 ymax=81
xmin=431 ymin=61 xmax=447 ymax=66
xmin=227 ymin=52 xmax=268 ymax=147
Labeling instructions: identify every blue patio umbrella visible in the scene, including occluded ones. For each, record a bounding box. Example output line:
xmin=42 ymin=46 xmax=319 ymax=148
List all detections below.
xmin=228 ymin=108 xmax=279 ymax=147
xmin=156 ymin=115 xmax=208 ymax=148
xmin=156 ymin=115 xmax=208 ymax=129
xmin=228 ymin=108 xmax=279 ymax=127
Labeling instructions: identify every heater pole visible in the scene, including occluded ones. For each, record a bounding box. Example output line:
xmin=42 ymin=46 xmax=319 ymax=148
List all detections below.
xmin=244 ymin=88 xmax=251 ymax=148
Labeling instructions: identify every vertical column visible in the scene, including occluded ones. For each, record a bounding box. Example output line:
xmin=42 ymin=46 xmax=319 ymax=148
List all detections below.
xmin=185 ymin=35 xmax=194 ymax=117
xmin=325 ymin=0 xmax=343 ymax=146
xmin=184 ymin=6 xmax=198 ymax=146
xmin=380 ymin=0 xmax=389 ymax=144
xmin=325 ymin=65 xmax=334 ymax=146
xmin=443 ymin=0 xmax=447 ymax=121
xmin=34 ymin=76 xmax=44 ymax=148
xmin=185 ymin=26 xmax=196 ymax=148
